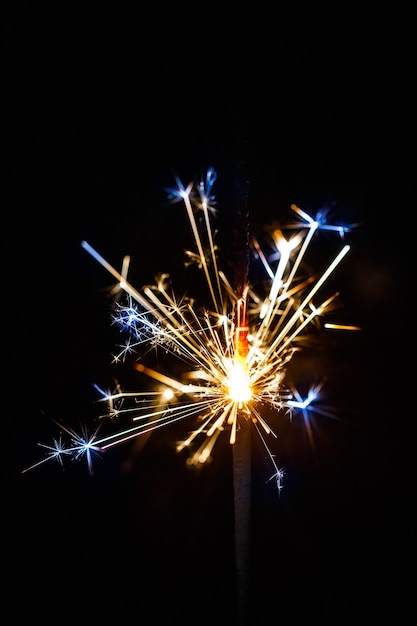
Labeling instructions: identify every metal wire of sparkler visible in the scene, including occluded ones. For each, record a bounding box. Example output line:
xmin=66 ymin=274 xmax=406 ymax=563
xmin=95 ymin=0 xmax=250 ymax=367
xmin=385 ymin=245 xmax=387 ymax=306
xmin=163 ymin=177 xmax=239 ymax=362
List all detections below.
xmin=22 ymin=167 xmax=360 ymax=488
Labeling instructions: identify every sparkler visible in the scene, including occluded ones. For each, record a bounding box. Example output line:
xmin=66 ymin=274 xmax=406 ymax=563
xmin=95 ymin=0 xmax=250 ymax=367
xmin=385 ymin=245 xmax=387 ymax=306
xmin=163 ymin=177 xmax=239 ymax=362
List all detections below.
xmin=23 ymin=167 xmax=359 ymax=490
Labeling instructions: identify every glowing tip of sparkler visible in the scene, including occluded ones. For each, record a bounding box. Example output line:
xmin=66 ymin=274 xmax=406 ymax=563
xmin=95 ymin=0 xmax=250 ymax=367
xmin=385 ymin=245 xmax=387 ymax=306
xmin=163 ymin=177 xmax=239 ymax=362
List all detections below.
xmin=227 ymin=361 xmax=252 ymax=403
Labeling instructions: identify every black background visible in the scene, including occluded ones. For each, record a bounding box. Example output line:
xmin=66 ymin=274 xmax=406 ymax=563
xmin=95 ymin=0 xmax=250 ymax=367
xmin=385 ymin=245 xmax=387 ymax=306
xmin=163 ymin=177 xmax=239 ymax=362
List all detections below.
xmin=3 ymin=4 xmax=413 ymax=625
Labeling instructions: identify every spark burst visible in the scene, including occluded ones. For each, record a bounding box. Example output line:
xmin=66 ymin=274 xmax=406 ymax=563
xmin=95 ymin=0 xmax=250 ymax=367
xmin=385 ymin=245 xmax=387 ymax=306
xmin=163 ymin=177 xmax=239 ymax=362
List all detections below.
xmin=23 ymin=168 xmax=359 ymax=490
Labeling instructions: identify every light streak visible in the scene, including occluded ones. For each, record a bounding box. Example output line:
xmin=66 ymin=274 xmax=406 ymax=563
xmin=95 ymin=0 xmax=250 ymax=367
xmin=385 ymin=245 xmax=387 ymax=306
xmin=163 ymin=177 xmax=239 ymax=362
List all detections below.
xmin=23 ymin=168 xmax=359 ymax=491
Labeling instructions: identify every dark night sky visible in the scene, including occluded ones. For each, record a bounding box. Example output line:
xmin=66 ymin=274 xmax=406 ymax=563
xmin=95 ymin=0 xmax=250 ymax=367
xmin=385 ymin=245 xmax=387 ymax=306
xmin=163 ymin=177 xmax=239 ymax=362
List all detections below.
xmin=3 ymin=5 xmax=413 ymax=625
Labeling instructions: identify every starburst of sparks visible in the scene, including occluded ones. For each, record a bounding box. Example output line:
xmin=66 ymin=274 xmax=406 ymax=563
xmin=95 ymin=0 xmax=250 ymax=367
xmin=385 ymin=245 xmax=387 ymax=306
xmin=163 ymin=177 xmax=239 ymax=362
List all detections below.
xmin=23 ymin=168 xmax=360 ymax=490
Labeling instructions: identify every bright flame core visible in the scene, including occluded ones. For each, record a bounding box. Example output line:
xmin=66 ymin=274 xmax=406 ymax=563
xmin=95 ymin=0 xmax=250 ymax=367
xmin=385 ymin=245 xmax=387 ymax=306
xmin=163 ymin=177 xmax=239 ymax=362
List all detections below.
xmin=226 ymin=360 xmax=252 ymax=403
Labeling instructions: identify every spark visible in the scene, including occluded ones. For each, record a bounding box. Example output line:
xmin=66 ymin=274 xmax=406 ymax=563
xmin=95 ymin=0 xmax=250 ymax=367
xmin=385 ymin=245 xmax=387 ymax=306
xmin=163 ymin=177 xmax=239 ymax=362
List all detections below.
xmin=24 ymin=168 xmax=359 ymax=490
xmin=22 ymin=422 xmax=102 ymax=476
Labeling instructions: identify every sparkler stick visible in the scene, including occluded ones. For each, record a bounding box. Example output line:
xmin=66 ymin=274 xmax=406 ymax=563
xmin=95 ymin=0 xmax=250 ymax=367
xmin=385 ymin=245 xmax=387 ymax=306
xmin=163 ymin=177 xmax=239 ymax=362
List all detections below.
xmin=230 ymin=162 xmax=251 ymax=625
xmin=23 ymin=169 xmax=359 ymax=626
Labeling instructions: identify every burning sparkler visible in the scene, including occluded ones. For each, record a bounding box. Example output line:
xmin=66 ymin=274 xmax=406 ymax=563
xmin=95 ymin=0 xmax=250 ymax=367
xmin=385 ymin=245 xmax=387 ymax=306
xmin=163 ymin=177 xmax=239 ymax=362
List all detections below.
xmin=23 ymin=167 xmax=359 ymax=491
